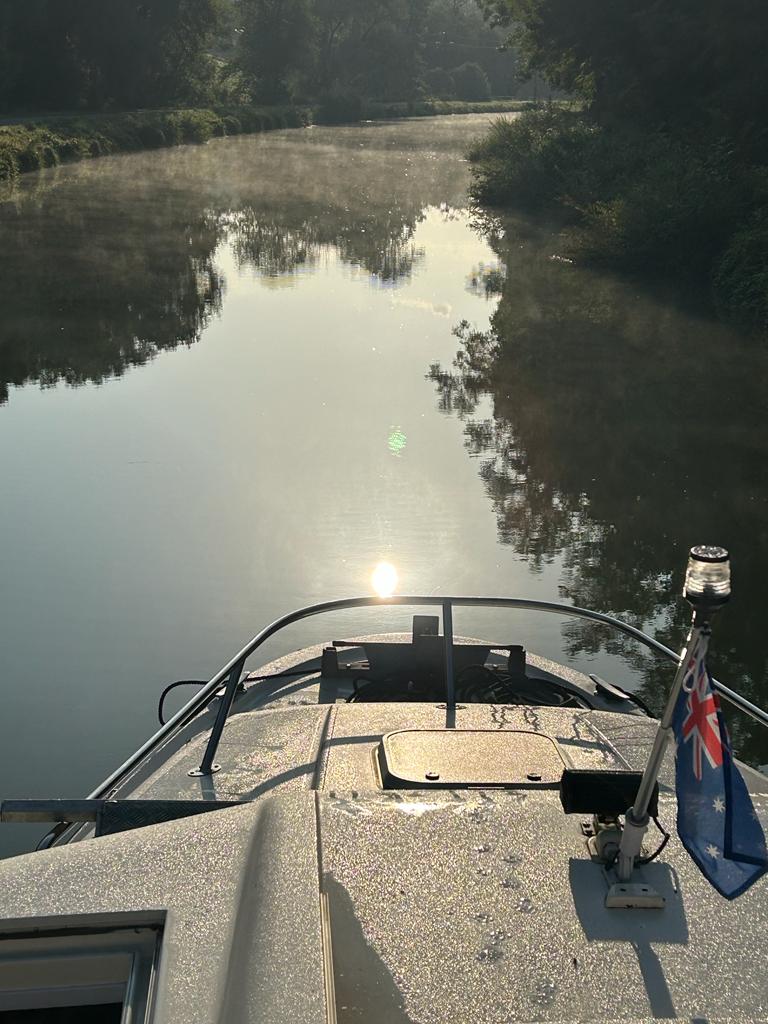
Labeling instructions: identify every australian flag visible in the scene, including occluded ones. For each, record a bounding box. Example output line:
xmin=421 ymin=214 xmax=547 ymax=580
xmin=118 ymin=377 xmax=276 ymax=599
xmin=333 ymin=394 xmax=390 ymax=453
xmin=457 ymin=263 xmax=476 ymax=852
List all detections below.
xmin=672 ymin=635 xmax=768 ymax=899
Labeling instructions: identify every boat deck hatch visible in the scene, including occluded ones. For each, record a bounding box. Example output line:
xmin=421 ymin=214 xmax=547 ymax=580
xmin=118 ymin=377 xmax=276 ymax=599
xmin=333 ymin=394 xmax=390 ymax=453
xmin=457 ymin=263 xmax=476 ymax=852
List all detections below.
xmin=377 ymin=729 xmax=565 ymax=789
xmin=0 ymin=918 xmax=161 ymax=1020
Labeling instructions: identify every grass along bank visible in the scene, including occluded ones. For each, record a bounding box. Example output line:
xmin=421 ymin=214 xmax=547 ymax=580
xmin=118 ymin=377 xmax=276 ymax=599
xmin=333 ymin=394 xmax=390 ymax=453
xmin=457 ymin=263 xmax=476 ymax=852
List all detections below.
xmin=364 ymin=98 xmax=533 ymax=118
xmin=468 ymin=108 xmax=768 ymax=334
xmin=0 ymin=99 xmax=532 ymax=189
xmin=0 ymin=106 xmax=310 ymax=187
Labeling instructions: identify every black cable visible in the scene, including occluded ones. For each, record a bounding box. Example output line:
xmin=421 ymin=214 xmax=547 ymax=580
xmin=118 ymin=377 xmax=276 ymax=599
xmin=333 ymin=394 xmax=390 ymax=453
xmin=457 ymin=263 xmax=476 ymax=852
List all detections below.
xmin=637 ymin=815 xmax=671 ymax=864
xmin=158 ymin=680 xmax=207 ymax=725
xmin=454 ymin=664 xmax=592 ymax=708
xmin=157 ymin=668 xmax=318 ymax=725
xmin=345 ymin=677 xmax=368 ymax=703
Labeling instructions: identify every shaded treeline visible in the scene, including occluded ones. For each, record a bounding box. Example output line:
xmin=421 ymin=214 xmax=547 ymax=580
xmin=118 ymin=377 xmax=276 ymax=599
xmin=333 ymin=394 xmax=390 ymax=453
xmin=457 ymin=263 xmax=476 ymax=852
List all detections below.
xmin=0 ymin=0 xmax=528 ymax=117
xmin=478 ymin=0 xmax=768 ymax=142
xmin=236 ymin=0 xmax=534 ymax=110
xmin=469 ymin=0 xmax=768 ymax=333
xmin=429 ymin=214 xmax=768 ymax=763
xmin=0 ymin=1 xmax=224 ymax=111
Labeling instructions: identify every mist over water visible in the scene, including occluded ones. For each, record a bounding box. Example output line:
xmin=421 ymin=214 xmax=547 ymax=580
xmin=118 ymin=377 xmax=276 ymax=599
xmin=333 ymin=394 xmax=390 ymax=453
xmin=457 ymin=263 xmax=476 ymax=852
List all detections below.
xmin=0 ymin=115 xmax=765 ymax=856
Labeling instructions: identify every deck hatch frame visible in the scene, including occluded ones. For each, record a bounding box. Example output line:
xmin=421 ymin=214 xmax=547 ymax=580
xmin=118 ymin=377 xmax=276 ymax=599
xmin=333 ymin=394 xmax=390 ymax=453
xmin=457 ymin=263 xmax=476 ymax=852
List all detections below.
xmin=377 ymin=728 xmax=565 ymax=788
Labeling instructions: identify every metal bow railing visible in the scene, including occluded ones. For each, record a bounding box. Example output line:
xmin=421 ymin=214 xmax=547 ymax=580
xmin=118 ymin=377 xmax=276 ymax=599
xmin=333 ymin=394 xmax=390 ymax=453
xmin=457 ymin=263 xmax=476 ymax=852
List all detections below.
xmin=87 ymin=595 xmax=768 ymax=797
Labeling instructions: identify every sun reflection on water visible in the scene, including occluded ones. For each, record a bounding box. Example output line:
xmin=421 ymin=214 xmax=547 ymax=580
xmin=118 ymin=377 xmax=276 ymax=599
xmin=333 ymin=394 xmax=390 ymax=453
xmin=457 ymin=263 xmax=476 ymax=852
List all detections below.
xmin=372 ymin=561 xmax=398 ymax=598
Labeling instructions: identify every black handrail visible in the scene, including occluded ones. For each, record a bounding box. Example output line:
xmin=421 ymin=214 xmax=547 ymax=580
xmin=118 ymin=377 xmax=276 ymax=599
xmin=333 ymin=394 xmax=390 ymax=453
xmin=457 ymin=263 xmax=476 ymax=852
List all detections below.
xmin=84 ymin=595 xmax=768 ymax=799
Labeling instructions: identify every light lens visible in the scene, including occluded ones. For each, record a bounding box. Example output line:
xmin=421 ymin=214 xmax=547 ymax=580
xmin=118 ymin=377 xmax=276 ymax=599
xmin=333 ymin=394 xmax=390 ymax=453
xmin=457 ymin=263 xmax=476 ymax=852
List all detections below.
xmin=684 ymin=545 xmax=730 ymax=604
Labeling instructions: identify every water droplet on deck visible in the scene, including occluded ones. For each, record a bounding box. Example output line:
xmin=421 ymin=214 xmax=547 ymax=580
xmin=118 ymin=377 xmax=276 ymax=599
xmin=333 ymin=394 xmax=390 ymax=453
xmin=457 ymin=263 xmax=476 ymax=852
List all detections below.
xmin=329 ymin=797 xmax=373 ymax=818
xmin=476 ymin=946 xmax=504 ymax=964
xmin=534 ymin=979 xmax=557 ymax=1006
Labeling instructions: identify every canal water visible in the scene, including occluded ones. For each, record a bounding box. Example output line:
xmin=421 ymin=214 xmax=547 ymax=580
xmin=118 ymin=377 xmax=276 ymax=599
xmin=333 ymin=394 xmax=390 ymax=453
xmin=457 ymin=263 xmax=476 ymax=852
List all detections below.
xmin=1 ymin=115 xmax=766 ymax=856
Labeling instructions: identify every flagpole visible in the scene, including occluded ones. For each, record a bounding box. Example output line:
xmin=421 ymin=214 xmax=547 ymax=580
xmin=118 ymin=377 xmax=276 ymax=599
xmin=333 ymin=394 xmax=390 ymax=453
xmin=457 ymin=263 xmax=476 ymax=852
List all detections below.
xmin=615 ymin=546 xmax=731 ymax=883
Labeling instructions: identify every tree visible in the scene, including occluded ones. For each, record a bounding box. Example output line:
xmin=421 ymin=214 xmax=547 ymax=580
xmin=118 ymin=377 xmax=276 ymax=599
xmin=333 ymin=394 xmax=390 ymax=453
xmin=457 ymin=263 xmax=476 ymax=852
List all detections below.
xmin=423 ymin=0 xmax=513 ymax=97
xmin=237 ymin=0 xmax=316 ymax=102
xmin=0 ymin=2 xmax=85 ymax=111
xmin=478 ymin=0 xmax=768 ymax=147
xmin=77 ymin=0 xmax=224 ymax=108
xmin=423 ymin=67 xmax=455 ymax=98
xmin=0 ymin=0 xmax=224 ymax=112
xmin=451 ymin=61 xmax=490 ymax=100
xmin=310 ymin=0 xmax=429 ymax=103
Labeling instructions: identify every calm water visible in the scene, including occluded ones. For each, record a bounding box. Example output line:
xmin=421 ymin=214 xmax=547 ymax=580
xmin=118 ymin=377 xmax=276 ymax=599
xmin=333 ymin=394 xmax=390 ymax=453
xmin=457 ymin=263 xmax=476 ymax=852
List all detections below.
xmin=1 ymin=115 xmax=766 ymax=856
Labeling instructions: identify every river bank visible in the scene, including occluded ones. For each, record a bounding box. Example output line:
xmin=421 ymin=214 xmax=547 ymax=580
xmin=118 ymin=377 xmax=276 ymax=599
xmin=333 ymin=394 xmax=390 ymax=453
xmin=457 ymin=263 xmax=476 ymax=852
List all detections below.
xmin=468 ymin=108 xmax=768 ymax=334
xmin=0 ymin=99 xmax=530 ymax=188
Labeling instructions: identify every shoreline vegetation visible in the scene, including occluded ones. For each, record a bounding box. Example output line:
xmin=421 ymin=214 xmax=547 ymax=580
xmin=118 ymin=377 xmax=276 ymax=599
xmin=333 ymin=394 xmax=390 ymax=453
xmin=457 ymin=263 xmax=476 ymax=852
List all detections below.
xmin=0 ymin=0 xmax=549 ymax=194
xmin=467 ymin=1 xmax=768 ymax=335
xmin=0 ymin=99 xmax=530 ymax=189
xmin=469 ymin=108 xmax=768 ymax=335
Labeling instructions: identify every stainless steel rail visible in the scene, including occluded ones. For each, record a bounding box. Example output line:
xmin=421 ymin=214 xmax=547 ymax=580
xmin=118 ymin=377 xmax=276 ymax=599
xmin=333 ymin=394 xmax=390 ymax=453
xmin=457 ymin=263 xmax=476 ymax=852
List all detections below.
xmin=82 ymin=595 xmax=768 ymax=803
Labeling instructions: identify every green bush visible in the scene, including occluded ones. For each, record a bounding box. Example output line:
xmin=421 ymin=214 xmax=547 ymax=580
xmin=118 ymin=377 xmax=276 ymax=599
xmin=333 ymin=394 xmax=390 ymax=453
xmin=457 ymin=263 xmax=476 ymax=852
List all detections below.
xmin=314 ymin=92 xmax=364 ymax=125
xmin=571 ymin=141 xmax=748 ymax=274
xmin=136 ymin=123 xmax=167 ymax=148
xmin=470 ymin=106 xmax=768 ymax=331
xmin=423 ymin=68 xmax=455 ymax=100
xmin=713 ymin=211 xmax=768 ymax=331
xmin=89 ymin=136 xmax=110 ymax=156
xmin=469 ymin=108 xmax=602 ymax=208
xmin=175 ymin=109 xmax=221 ymax=143
xmin=0 ymin=146 xmax=17 ymax=183
xmin=451 ymin=63 xmax=491 ymax=102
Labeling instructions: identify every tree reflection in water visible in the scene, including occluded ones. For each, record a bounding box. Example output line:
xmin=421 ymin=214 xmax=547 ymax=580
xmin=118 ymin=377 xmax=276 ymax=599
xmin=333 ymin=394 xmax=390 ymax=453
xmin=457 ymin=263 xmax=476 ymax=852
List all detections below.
xmin=0 ymin=180 xmax=224 ymax=406
xmin=429 ymin=213 xmax=768 ymax=765
xmin=0 ymin=182 xmax=427 ymax=404
xmin=0 ymin=119 xmax=475 ymax=404
xmin=228 ymin=208 xmax=424 ymax=284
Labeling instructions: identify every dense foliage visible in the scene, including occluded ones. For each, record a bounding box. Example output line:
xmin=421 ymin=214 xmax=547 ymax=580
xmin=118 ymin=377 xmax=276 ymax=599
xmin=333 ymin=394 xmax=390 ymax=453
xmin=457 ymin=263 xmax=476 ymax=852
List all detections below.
xmin=233 ymin=0 xmax=524 ymax=106
xmin=0 ymin=0 xmax=528 ymax=116
xmin=478 ymin=0 xmax=768 ymax=151
xmin=470 ymin=0 xmax=768 ymax=332
xmin=0 ymin=1 xmax=225 ymax=111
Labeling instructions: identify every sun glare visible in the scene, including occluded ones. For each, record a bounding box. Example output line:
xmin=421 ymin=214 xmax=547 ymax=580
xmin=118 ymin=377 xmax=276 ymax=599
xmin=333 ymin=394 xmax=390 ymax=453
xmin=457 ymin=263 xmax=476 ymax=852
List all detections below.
xmin=372 ymin=561 xmax=398 ymax=598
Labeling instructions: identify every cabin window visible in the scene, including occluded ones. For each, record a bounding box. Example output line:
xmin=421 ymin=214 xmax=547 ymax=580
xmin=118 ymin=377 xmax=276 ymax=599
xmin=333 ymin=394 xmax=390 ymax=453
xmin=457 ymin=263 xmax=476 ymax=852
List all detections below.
xmin=0 ymin=918 xmax=161 ymax=1023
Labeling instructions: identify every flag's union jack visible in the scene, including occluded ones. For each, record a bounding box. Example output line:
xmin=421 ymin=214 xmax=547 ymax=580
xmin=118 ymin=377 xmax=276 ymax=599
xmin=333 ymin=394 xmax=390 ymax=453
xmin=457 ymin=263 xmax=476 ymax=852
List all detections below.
xmin=681 ymin=651 xmax=724 ymax=780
